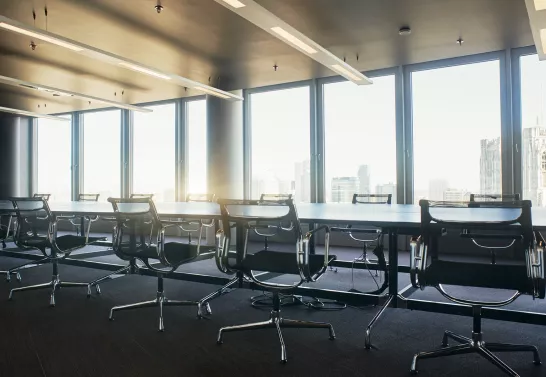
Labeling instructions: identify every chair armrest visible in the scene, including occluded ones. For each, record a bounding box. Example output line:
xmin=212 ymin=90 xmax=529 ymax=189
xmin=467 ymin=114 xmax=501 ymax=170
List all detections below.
xmin=331 ymin=226 xmax=382 ymax=243
xmin=215 ymin=229 xmax=236 ymax=275
xmin=300 ymin=225 xmax=330 ymax=282
xmin=527 ymin=231 xmax=546 ymax=299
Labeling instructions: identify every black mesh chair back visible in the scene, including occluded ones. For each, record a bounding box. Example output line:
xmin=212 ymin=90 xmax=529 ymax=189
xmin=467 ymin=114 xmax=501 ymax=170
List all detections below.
xmin=352 ymin=194 xmax=392 ymax=204
xmin=412 ymin=199 xmax=543 ymax=299
xmin=408 ymin=199 xmax=544 ymax=375
xmin=469 ymin=193 xmax=520 ymax=202
xmin=186 ymin=193 xmax=216 ymax=202
xmin=11 ymin=197 xmax=51 ymax=250
xmin=216 ymin=198 xmax=333 ymax=288
xmin=79 ymin=193 xmax=100 ymax=202
xmin=255 ymin=194 xmax=294 ymax=244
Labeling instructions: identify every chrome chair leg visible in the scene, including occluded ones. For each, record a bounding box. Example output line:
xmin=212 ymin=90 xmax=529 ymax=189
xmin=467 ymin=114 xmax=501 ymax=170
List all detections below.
xmin=442 ymin=330 xmax=472 ymax=347
xmin=365 ymin=294 xmax=394 ymax=349
xmin=2 ymin=270 xmax=21 ymax=282
xmin=197 ymin=276 xmax=239 ymax=316
xmin=217 ymin=319 xmax=274 ymax=344
xmin=275 ymin=319 xmax=287 ymax=363
xmin=9 ymin=272 xmax=92 ymax=306
xmin=485 ymin=343 xmax=542 ymax=365
xmin=109 ymin=299 xmax=158 ymax=320
xmin=477 ymin=347 xmax=519 ymax=377
xmin=411 ymin=343 xmax=474 ymax=374
xmin=280 ymin=318 xmax=336 ymax=340
xmin=87 ymin=265 xmax=132 ymax=295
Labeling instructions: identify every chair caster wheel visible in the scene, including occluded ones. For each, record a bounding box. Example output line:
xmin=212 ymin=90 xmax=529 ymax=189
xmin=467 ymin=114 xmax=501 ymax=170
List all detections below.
xmin=534 ymin=361 xmax=542 ymax=366
xmin=16 ymin=273 xmax=21 ymax=282
xmin=330 ymin=336 xmax=336 ymax=341
xmin=217 ymin=340 xmax=223 ymax=345
xmin=280 ymin=360 xmax=287 ymax=364
xmin=410 ymin=370 xmax=418 ymax=375
xmin=96 ymin=285 xmax=101 ymax=295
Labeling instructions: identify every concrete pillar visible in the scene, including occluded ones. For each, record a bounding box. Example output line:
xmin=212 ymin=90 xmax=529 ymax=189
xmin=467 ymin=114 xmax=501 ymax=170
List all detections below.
xmin=206 ymin=91 xmax=244 ymax=200
xmin=0 ymin=113 xmax=31 ymax=198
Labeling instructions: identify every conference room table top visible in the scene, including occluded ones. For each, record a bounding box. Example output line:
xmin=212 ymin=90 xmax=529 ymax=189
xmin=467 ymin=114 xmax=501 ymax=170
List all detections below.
xmin=2 ymin=201 xmax=546 ymax=229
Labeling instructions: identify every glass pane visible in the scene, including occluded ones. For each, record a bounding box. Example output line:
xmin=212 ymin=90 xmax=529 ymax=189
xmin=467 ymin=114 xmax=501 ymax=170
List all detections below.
xmin=324 ymin=76 xmax=396 ymax=203
xmin=250 ymin=86 xmax=310 ymax=202
xmin=520 ymin=54 xmax=546 ymax=206
xmin=36 ymin=115 xmax=72 ymax=201
xmin=412 ymin=60 xmax=501 ymax=202
xmin=133 ymin=103 xmax=176 ymax=202
xmin=187 ymin=99 xmax=208 ymax=195
xmin=83 ymin=110 xmax=121 ymax=200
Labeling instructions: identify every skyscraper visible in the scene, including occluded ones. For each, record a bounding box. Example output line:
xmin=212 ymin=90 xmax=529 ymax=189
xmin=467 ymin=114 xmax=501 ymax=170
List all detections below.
xmin=522 ymin=125 xmax=546 ymax=206
xmin=429 ymin=179 xmax=448 ymax=201
xmin=358 ymin=165 xmax=371 ymax=195
xmin=375 ymin=182 xmax=396 ymax=203
xmin=294 ymin=159 xmax=311 ymax=202
xmin=331 ymin=177 xmax=359 ymax=203
xmin=480 ymin=137 xmax=501 ymax=195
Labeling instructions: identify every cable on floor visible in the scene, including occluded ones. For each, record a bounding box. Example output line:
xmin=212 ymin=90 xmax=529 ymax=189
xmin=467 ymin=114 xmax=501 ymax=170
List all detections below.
xmin=250 ymin=292 xmax=347 ymax=311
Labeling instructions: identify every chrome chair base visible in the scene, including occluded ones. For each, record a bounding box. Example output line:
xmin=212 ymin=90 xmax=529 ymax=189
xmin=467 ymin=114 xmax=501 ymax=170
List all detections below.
xmin=5 ymin=257 xmax=49 ymax=282
xmin=197 ymin=276 xmax=240 ymax=314
xmin=108 ymin=275 xmax=211 ymax=331
xmin=87 ymin=264 xmax=134 ymax=295
xmin=217 ymin=309 xmax=335 ymax=363
xmin=365 ymin=294 xmax=394 ymax=350
xmin=410 ymin=330 xmax=541 ymax=376
xmin=9 ymin=273 xmax=92 ymax=307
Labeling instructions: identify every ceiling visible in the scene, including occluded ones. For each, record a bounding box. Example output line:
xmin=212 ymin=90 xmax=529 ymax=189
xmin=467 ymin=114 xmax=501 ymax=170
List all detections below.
xmin=0 ymin=0 xmax=535 ymax=114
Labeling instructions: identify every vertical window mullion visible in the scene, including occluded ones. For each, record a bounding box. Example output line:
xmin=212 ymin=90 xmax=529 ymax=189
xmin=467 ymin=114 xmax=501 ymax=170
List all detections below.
xmin=500 ymin=49 xmax=514 ymax=196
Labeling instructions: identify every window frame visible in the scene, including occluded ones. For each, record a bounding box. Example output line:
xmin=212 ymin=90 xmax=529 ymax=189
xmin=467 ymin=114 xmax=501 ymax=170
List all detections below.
xmin=403 ymin=50 xmax=511 ymax=203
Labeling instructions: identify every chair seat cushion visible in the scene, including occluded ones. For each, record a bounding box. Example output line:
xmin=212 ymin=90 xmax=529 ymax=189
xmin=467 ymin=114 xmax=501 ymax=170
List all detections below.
xmin=237 ymin=249 xmax=336 ymax=275
xmin=426 ymin=260 xmax=529 ymax=291
xmin=120 ymin=242 xmax=199 ymax=265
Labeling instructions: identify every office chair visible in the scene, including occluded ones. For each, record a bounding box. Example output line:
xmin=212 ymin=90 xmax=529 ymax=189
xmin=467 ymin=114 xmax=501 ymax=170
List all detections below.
xmin=330 ymin=193 xmax=391 ymax=349
xmin=408 ymin=199 xmax=544 ymax=376
xmin=87 ymin=193 xmax=156 ymax=294
xmin=469 ymin=193 xmax=521 ymax=265
xmin=107 ymin=197 xmax=214 ymax=331
xmin=57 ymin=194 xmax=100 ymax=236
xmin=178 ymin=193 xmax=216 ymax=244
xmin=8 ymin=197 xmax=106 ymax=306
xmin=0 ymin=200 xmax=22 ymax=281
xmin=255 ymin=194 xmax=293 ymax=251
xmin=33 ymin=193 xmax=51 ymax=201
xmin=215 ymin=198 xmax=336 ymax=363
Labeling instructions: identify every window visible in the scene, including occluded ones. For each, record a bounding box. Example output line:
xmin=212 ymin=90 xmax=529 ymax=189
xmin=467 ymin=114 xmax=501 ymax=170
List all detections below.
xmin=250 ymin=86 xmax=311 ymax=202
xmin=520 ymin=53 xmax=546 ymax=206
xmin=133 ymin=103 xmax=176 ymax=202
xmin=36 ymin=115 xmax=72 ymax=201
xmin=324 ymin=75 xmax=396 ymax=203
xmin=187 ymin=99 xmax=207 ymax=195
xmin=83 ymin=110 xmax=121 ymax=200
xmin=411 ymin=60 xmax=501 ymax=202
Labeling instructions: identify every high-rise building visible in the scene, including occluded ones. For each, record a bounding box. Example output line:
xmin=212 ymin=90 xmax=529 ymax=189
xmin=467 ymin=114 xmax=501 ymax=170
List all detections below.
xmin=294 ymin=159 xmax=311 ymax=202
xmin=443 ymin=188 xmax=470 ymax=202
xmin=429 ymin=179 xmax=448 ymax=200
xmin=375 ymin=182 xmax=396 ymax=203
xmin=522 ymin=125 xmax=546 ymax=206
xmin=480 ymin=137 xmax=501 ymax=195
xmin=331 ymin=177 xmax=359 ymax=203
xmin=358 ymin=165 xmax=371 ymax=195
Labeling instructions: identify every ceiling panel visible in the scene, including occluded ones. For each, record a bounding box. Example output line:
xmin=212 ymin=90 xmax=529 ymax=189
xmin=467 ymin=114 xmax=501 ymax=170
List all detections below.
xmin=0 ymin=0 xmax=535 ymax=114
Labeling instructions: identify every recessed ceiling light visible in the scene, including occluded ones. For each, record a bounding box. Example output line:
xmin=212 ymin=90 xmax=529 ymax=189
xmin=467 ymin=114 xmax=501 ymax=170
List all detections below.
xmin=535 ymin=0 xmax=546 ymax=11
xmin=118 ymin=62 xmax=172 ymax=80
xmin=399 ymin=26 xmax=411 ymax=36
xmin=212 ymin=0 xmax=371 ymax=85
xmin=194 ymin=86 xmax=231 ymax=99
xmin=0 ymin=106 xmax=71 ymax=121
xmin=221 ymin=0 xmax=246 ymax=8
xmin=0 ymin=22 xmax=84 ymax=51
xmin=271 ymin=27 xmax=318 ymax=54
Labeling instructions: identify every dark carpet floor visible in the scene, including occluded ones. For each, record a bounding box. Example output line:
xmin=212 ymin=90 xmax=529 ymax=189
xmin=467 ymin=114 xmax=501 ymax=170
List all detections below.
xmin=0 ymin=252 xmax=545 ymax=377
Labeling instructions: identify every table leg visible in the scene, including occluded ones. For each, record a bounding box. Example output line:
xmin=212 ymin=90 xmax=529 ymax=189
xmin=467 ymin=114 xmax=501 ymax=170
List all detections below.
xmin=388 ymin=228 xmax=398 ymax=308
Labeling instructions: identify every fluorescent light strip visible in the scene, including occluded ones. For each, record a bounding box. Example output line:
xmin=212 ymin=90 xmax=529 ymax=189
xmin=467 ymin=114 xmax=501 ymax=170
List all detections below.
xmin=535 ymin=0 xmax=546 ymax=11
xmin=0 ymin=16 xmax=242 ymax=101
xmin=0 ymin=106 xmax=70 ymax=121
xmin=0 ymin=74 xmax=151 ymax=113
xmin=212 ymin=0 xmax=371 ymax=85
xmin=118 ymin=62 xmax=172 ymax=80
xmin=0 ymin=22 xmax=84 ymax=51
xmin=271 ymin=27 xmax=317 ymax=54
xmin=221 ymin=0 xmax=246 ymax=8
xmin=194 ymin=86 xmax=230 ymax=99
xmin=330 ymin=64 xmax=363 ymax=82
